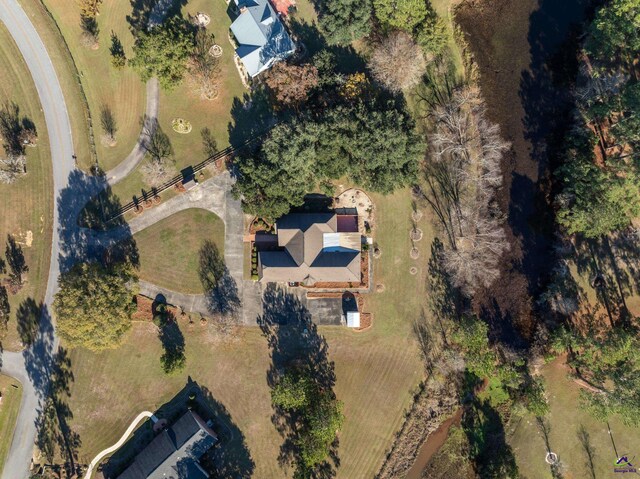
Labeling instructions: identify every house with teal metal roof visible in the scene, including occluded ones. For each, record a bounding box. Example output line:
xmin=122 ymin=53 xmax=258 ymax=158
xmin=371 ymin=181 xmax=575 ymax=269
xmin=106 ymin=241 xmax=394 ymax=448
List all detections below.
xmin=229 ymin=0 xmax=296 ymax=78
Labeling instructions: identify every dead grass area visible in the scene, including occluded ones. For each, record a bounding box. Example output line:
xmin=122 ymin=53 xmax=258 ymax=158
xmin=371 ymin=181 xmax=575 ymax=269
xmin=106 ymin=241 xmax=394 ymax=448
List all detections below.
xmin=0 ymin=22 xmax=53 ymax=351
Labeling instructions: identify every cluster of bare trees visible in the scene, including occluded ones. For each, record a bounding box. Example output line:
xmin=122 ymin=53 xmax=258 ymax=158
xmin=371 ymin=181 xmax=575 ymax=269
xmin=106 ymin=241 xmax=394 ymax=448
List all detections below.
xmin=421 ymin=86 xmax=510 ymax=295
xmin=187 ymin=28 xmax=221 ymax=100
xmin=0 ymin=102 xmax=36 ymax=184
xmin=369 ymin=31 xmax=427 ymax=93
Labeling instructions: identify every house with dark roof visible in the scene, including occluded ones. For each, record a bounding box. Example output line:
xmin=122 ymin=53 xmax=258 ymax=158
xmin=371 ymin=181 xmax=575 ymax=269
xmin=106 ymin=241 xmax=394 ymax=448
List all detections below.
xmin=258 ymin=213 xmax=362 ymax=285
xmin=116 ymin=411 xmax=217 ymax=479
xmin=229 ymin=0 xmax=296 ymax=78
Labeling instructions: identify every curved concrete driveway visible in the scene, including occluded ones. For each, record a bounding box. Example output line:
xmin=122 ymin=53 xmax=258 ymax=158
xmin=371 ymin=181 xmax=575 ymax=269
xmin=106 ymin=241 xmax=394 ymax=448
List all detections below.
xmin=0 ymin=0 xmax=75 ymax=477
xmin=83 ymin=411 xmax=156 ymax=479
xmin=105 ymin=78 xmax=159 ymax=185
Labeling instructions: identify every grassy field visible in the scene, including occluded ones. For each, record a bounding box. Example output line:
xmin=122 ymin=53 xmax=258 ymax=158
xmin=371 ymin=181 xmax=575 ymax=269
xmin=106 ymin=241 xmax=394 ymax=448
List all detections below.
xmin=20 ymin=0 xmax=92 ymax=170
xmin=106 ymin=0 xmax=248 ymax=203
xmin=133 ymin=208 xmax=225 ymax=294
xmin=63 ymin=187 xmax=426 ymax=477
xmin=0 ymin=374 xmax=23 ymax=474
xmin=509 ymin=358 xmax=640 ymax=478
xmin=42 ymin=0 xmax=145 ymax=172
xmin=0 ymin=22 xmax=53 ymax=352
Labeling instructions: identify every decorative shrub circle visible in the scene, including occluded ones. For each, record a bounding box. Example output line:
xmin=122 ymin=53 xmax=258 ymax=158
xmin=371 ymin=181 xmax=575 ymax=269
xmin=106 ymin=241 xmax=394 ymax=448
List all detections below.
xmin=545 ymin=452 xmax=558 ymax=465
xmin=376 ymin=283 xmax=385 ymax=292
xmin=411 ymin=210 xmax=423 ymax=222
xmin=410 ymin=247 xmax=420 ymax=259
xmin=373 ymin=247 xmax=382 ymax=259
xmin=209 ymin=44 xmax=223 ymax=57
xmin=172 ymin=118 xmax=192 ymax=134
xmin=410 ymin=228 xmax=423 ymax=242
xmin=196 ymin=12 xmax=211 ymax=26
xmin=409 ymin=267 xmax=418 ymax=275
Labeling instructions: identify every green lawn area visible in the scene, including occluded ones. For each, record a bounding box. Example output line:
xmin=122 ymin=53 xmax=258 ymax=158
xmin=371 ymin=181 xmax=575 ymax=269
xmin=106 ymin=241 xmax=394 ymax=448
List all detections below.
xmin=107 ymin=0 xmax=248 ymax=203
xmin=508 ymin=357 xmax=640 ymax=478
xmin=0 ymin=22 xmax=53 ymax=352
xmin=133 ymin=208 xmax=225 ymax=294
xmin=20 ymin=0 xmax=93 ymax=170
xmin=41 ymin=0 xmax=146 ymax=172
xmin=0 ymin=374 xmax=23 ymax=474
xmin=62 ymin=187 xmax=427 ymax=477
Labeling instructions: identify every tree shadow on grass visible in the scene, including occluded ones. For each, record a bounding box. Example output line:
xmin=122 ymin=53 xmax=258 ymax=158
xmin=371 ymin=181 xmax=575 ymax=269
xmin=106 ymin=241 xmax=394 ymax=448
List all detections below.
xmin=127 ymin=0 xmax=188 ymax=33
xmin=199 ymin=240 xmax=240 ymax=317
xmin=227 ymin=88 xmax=278 ymax=152
xmin=461 ymin=398 xmax=518 ymax=479
xmin=58 ymin=169 xmax=139 ymax=273
xmin=152 ymin=296 xmax=186 ymax=375
xmin=16 ymin=297 xmax=42 ymax=347
xmin=258 ymin=284 xmax=339 ymax=476
xmin=35 ymin=347 xmax=82 ymax=475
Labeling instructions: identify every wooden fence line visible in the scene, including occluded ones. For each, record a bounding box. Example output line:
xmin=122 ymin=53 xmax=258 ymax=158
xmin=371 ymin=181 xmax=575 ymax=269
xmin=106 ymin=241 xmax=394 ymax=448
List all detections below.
xmin=104 ymin=139 xmax=256 ymax=222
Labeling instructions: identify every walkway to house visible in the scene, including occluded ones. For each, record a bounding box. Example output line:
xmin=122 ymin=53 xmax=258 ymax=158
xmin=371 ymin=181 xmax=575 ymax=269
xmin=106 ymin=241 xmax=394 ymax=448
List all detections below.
xmin=83 ymin=411 xmax=158 ymax=479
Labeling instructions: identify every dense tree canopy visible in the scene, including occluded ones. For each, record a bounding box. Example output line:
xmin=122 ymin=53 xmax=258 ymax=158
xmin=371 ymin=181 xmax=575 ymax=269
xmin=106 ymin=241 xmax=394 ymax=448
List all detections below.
xmin=53 ymin=262 xmax=137 ymax=351
xmin=318 ymin=0 xmax=372 ymax=45
xmin=585 ymin=0 xmax=640 ymax=68
xmin=129 ymin=17 xmax=194 ymax=89
xmin=552 ymin=324 xmax=640 ymax=425
xmin=234 ymin=102 xmax=423 ymax=219
xmin=557 ymin=128 xmax=640 ymax=237
xmin=271 ymin=368 xmax=344 ymax=472
xmin=373 ymin=0 xmax=428 ymax=32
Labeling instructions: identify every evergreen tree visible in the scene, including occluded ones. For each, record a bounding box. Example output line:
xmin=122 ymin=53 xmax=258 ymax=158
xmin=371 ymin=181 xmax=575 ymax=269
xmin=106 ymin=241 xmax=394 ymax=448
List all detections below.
xmin=373 ymin=0 xmax=428 ymax=32
xmin=129 ymin=16 xmax=195 ymax=89
xmin=318 ymin=0 xmax=373 ymax=45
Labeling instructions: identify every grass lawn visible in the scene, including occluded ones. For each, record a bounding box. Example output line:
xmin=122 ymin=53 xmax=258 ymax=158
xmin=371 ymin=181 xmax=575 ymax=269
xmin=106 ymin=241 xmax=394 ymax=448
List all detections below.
xmin=63 ymin=187 xmax=427 ymax=477
xmin=42 ymin=0 xmax=146 ymax=172
xmin=19 ymin=0 xmax=92 ymax=170
xmin=508 ymin=357 xmax=640 ymax=478
xmin=0 ymin=374 xmax=23 ymax=474
xmin=133 ymin=208 xmax=225 ymax=294
xmin=0 ymin=22 xmax=53 ymax=352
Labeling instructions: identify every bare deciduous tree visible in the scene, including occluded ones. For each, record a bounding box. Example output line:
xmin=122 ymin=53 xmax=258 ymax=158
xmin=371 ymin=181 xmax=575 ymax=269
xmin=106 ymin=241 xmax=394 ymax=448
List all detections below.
xmin=140 ymin=159 xmax=176 ymax=187
xmin=141 ymin=120 xmax=176 ymax=187
xmin=0 ymin=154 xmax=26 ymax=184
xmin=369 ymin=31 xmax=427 ymax=92
xmin=187 ymin=28 xmax=221 ymax=100
xmin=422 ymin=86 xmax=510 ymax=295
xmin=264 ymin=62 xmax=320 ymax=107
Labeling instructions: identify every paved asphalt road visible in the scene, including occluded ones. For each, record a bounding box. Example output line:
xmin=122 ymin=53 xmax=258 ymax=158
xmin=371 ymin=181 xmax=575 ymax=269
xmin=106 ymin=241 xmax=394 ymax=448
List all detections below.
xmin=0 ymin=0 xmax=75 ymax=477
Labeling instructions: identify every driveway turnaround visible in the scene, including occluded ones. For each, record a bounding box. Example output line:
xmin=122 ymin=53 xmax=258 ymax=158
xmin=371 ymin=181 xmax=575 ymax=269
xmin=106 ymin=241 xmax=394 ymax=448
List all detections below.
xmin=0 ymin=0 xmax=75 ymax=477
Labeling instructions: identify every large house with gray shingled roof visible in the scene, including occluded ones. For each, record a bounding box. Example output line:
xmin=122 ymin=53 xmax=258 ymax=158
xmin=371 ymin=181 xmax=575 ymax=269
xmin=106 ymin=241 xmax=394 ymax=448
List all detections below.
xmin=116 ymin=411 xmax=217 ymax=479
xmin=229 ymin=0 xmax=296 ymax=78
xmin=258 ymin=212 xmax=362 ymax=285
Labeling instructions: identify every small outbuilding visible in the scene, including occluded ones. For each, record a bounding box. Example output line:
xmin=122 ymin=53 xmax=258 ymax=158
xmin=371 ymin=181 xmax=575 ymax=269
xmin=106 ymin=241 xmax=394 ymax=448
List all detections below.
xmin=346 ymin=311 xmax=360 ymax=328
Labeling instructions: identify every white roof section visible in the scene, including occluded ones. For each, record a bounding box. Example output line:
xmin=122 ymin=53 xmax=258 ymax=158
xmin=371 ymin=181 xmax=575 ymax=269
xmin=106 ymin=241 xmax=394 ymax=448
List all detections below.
xmin=347 ymin=311 xmax=360 ymax=328
xmin=230 ymin=0 xmax=296 ymax=77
